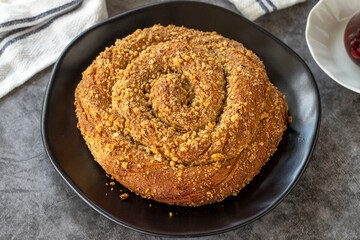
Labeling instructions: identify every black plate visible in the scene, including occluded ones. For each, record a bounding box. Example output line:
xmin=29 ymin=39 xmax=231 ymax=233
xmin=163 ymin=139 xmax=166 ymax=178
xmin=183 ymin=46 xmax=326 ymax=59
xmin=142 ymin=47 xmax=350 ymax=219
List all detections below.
xmin=41 ymin=1 xmax=320 ymax=237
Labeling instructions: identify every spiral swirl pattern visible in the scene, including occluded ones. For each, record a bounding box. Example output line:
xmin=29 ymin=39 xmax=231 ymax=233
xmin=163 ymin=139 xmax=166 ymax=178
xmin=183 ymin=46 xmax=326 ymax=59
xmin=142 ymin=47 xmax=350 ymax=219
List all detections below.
xmin=75 ymin=25 xmax=288 ymax=206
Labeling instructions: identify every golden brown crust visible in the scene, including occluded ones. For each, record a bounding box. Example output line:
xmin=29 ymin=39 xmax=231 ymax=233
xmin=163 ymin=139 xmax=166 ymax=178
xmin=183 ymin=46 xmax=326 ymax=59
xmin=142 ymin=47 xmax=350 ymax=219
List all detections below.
xmin=74 ymin=24 xmax=288 ymax=206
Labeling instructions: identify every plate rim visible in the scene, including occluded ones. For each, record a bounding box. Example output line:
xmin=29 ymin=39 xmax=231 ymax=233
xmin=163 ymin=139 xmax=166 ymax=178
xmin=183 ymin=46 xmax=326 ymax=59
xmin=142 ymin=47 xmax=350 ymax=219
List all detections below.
xmin=41 ymin=0 xmax=321 ymax=237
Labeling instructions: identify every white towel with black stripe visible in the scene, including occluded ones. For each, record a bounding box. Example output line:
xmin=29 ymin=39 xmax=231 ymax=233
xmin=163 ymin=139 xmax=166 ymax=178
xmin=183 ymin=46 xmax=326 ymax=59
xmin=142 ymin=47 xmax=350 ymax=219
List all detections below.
xmin=0 ymin=0 xmax=107 ymax=98
xmin=228 ymin=0 xmax=306 ymax=21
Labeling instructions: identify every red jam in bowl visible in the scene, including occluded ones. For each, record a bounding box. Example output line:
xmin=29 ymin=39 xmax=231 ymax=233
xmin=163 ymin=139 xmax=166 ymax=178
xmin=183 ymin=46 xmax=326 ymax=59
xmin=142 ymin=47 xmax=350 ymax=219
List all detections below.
xmin=344 ymin=12 xmax=360 ymax=66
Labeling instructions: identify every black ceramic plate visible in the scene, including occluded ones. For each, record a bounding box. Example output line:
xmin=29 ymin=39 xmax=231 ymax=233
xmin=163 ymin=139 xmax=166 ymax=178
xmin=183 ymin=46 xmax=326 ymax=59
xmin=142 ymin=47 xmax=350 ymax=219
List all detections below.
xmin=41 ymin=1 xmax=320 ymax=237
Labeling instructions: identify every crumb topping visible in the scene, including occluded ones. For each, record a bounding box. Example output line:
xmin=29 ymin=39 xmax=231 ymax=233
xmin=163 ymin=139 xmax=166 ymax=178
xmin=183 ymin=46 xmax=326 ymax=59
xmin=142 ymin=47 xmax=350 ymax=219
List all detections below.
xmin=74 ymin=24 xmax=288 ymax=207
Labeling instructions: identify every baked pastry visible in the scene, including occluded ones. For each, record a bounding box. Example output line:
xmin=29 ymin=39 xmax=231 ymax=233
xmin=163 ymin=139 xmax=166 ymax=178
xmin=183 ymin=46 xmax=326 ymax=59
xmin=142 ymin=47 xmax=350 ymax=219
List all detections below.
xmin=75 ymin=24 xmax=288 ymax=206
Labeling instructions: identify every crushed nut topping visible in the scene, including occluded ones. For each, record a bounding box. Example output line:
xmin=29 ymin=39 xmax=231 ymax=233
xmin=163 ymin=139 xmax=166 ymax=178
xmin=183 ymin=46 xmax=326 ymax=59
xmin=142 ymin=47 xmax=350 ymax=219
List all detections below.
xmin=75 ymin=24 xmax=288 ymax=207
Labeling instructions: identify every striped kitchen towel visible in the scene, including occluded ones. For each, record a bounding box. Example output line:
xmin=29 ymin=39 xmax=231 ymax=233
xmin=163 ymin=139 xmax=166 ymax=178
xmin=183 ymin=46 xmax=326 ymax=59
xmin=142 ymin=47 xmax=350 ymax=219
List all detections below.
xmin=229 ymin=0 xmax=306 ymax=20
xmin=0 ymin=0 xmax=107 ymax=98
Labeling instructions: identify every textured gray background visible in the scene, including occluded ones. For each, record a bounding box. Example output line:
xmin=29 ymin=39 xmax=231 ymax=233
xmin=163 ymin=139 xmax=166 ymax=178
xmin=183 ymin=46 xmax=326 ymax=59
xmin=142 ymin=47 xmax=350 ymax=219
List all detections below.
xmin=1 ymin=0 xmax=360 ymax=239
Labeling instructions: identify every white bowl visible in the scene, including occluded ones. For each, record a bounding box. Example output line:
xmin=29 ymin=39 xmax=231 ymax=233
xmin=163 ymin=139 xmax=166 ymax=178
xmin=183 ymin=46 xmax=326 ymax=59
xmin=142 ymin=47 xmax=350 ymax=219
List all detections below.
xmin=306 ymin=0 xmax=360 ymax=93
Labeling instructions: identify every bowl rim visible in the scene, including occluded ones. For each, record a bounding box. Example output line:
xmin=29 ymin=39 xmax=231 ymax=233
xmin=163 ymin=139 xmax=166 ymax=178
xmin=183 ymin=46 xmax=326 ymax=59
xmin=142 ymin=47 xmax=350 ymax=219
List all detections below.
xmin=305 ymin=0 xmax=360 ymax=94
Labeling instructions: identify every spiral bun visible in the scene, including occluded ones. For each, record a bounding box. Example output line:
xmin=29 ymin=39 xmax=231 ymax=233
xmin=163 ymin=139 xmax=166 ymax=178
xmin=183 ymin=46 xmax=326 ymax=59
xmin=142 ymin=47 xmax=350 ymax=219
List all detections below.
xmin=75 ymin=24 xmax=288 ymax=206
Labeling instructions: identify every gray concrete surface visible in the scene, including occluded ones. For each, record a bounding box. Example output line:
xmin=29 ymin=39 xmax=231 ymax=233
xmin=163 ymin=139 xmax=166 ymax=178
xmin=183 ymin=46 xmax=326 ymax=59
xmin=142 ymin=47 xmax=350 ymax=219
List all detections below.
xmin=1 ymin=0 xmax=359 ymax=239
